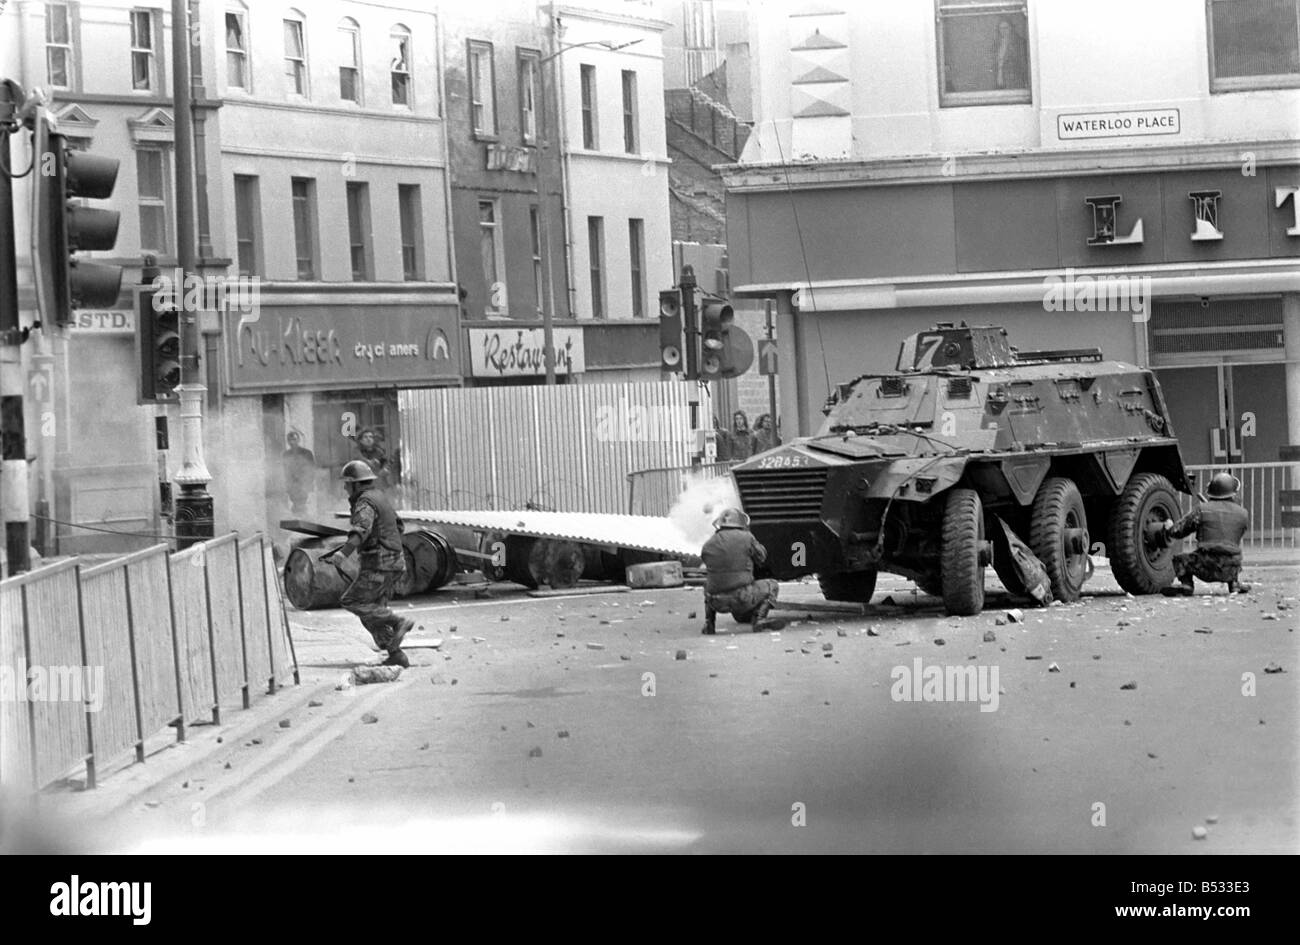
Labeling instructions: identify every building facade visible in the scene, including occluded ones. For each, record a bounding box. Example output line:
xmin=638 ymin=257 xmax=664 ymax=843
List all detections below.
xmin=724 ymin=0 xmax=1300 ymax=471
xmin=2 ymin=0 xmax=457 ymax=551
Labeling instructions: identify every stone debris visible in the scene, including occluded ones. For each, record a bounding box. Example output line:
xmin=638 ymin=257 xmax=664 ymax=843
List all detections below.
xmin=1048 ymin=662 xmax=1060 ymax=673
xmin=473 ymin=636 xmax=487 ymax=643
xmin=1194 ymin=628 xmax=1213 ymax=634
xmin=361 ymin=712 xmax=379 ymax=724
xmin=983 ymin=631 xmax=997 ymax=642
xmin=528 ymin=746 xmax=542 ymax=758
xmin=278 ymin=719 xmax=291 ymax=728
xmin=761 ymin=689 xmax=770 ymax=696
xmin=995 ymin=617 xmax=1007 ymax=626
xmin=1117 ymin=620 xmax=1131 ymax=627
xmin=1007 ymin=609 xmax=1024 ymax=623
xmin=837 ymin=629 xmax=848 ymax=637
xmin=1206 ymin=814 xmax=1219 ymax=824
xmin=934 ymin=638 xmax=946 ymax=646
xmin=821 ymin=642 xmax=834 ymax=652
xmin=1192 ymin=826 xmax=1208 ymax=840
xmin=586 ymin=642 xmax=606 ymax=650
xmin=675 ymin=649 xmax=688 ymax=660
xmin=1025 ymin=655 xmax=1042 ymax=661
xmin=866 ymin=625 xmax=880 ymax=636
xmin=620 ymin=654 xmax=631 ymax=661
xmin=1263 ymin=661 xmax=1285 ymax=674
xmin=1262 ymin=614 xmax=1279 ymax=621
xmin=335 ymin=674 xmax=355 ymax=691
xmin=1120 ymin=681 xmax=1138 ymax=690
xmin=308 ymin=700 xmax=324 ymax=707
xmin=688 ymin=611 xmax=697 ymax=619
xmin=557 ymin=730 xmax=569 ymax=739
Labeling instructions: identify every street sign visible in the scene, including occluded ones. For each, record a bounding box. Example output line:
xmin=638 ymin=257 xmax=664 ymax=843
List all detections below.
xmin=758 ymin=339 xmax=779 ymax=375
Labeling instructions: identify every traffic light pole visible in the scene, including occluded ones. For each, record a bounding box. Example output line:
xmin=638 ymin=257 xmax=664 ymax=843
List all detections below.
xmin=0 ymin=79 xmax=30 ymax=574
xmin=679 ymin=265 xmax=702 ymax=465
xmin=170 ymin=0 xmax=213 ymax=548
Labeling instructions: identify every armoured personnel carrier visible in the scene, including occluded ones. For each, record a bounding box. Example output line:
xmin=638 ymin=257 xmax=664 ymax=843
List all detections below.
xmin=730 ymin=324 xmax=1192 ymax=615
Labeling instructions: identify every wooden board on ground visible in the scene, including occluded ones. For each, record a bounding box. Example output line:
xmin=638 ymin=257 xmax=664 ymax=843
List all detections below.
xmin=281 ymin=519 xmax=349 ymax=538
xmin=772 ymin=600 xmax=866 ymax=615
xmin=527 ymin=585 xmax=632 ymax=598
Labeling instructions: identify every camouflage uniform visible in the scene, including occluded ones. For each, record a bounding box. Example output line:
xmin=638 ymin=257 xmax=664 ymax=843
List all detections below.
xmin=1166 ymin=499 xmax=1249 ymax=590
xmin=701 ymin=525 xmax=778 ymax=628
xmin=338 ymin=487 xmax=407 ymax=647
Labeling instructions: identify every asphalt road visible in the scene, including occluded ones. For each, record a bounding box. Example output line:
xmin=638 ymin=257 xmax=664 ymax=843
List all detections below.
xmin=66 ymin=566 xmax=1299 ymax=854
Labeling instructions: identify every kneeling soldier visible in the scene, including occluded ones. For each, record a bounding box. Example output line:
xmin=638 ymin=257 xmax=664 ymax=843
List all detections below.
xmin=701 ymin=508 xmax=782 ymax=634
xmin=1160 ymin=472 xmax=1250 ymax=596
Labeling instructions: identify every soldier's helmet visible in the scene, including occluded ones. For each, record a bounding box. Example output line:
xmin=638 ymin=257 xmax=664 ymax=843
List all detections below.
xmin=712 ymin=507 xmax=751 ymax=530
xmin=1207 ymin=472 xmax=1240 ymax=499
xmin=341 ymin=460 xmax=377 ymax=483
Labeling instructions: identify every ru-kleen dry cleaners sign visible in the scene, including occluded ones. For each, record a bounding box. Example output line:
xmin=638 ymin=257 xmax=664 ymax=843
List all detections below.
xmin=225 ymin=299 xmax=460 ymax=394
xmin=1057 ymin=108 xmax=1180 ymax=140
xmin=467 ymin=327 xmax=585 ymax=378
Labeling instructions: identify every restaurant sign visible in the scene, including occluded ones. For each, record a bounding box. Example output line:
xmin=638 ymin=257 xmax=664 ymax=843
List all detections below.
xmin=467 ymin=327 xmax=585 ymax=377
xmin=225 ymin=303 xmax=460 ymax=394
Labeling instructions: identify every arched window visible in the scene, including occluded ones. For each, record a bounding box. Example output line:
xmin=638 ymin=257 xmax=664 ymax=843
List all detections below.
xmin=283 ymin=8 xmax=309 ymax=97
xmin=390 ymin=24 xmax=412 ymax=105
xmin=338 ymin=17 xmax=361 ymax=103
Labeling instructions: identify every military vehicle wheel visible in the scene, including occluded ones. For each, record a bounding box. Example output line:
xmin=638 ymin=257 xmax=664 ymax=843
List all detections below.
xmin=1030 ymin=477 xmax=1090 ymax=602
xmin=941 ymin=488 xmax=987 ymax=616
xmin=1108 ymin=472 xmax=1179 ymax=594
xmin=818 ymin=570 xmax=878 ymax=603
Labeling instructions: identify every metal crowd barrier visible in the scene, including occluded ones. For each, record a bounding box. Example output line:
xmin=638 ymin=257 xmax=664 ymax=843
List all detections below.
xmin=0 ymin=533 xmax=297 ymax=792
xmin=627 ymin=461 xmax=737 ymax=517
xmin=1182 ymin=463 xmax=1298 ymax=550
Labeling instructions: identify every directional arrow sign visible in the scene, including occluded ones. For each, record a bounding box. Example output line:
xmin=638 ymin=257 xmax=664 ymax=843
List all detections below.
xmin=758 ymin=339 xmax=779 ymax=376
xmin=29 ymin=356 xmax=55 ymax=404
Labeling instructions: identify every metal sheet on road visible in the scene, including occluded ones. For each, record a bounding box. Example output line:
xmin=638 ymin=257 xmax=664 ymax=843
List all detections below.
xmin=396 ymin=509 xmax=702 ymax=557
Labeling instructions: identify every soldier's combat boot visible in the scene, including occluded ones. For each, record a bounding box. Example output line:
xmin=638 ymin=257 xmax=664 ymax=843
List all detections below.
xmin=1161 ymin=582 xmax=1194 ymax=597
xmin=701 ymin=603 xmax=717 ymax=635
xmin=752 ymin=600 xmax=786 ymax=632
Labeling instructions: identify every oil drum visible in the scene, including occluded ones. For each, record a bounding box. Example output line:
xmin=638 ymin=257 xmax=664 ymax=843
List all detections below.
xmin=395 ymin=529 xmax=457 ymax=596
xmin=282 ymin=541 xmax=356 ymax=610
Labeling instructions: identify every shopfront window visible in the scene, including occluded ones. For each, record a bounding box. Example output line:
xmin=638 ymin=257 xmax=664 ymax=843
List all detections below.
xmin=1208 ymin=0 xmax=1300 ymax=91
xmin=936 ymin=0 xmax=1031 ymax=107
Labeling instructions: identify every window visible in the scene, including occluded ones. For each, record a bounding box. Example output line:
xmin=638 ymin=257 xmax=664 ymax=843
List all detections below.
xmin=338 ymin=18 xmax=361 ymax=103
xmin=130 ymin=10 xmax=156 ymax=91
xmin=519 ymin=50 xmax=540 ymax=144
xmin=226 ymin=9 xmax=248 ymax=89
xmin=588 ymin=216 xmax=605 ymax=319
xmin=468 ymin=41 xmax=497 ymax=136
xmin=283 ymin=13 xmax=308 ymax=96
xmin=936 ymin=0 xmax=1031 ymax=107
xmin=478 ymin=200 xmax=505 ymax=311
xmin=398 ymin=185 xmax=424 ymax=281
xmin=346 ymin=182 xmax=372 ymax=281
xmin=46 ymin=3 xmax=74 ymax=90
xmin=391 ymin=25 xmax=412 ymax=106
xmin=621 ymin=70 xmax=638 ymax=153
xmin=529 ymin=206 xmax=544 ymax=314
xmin=685 ymin=0 xmax=715 ymax=48
xmin=580 ymin=64 xmax=597 ymax=149
xmin=291 ymin=177 xmax=318 ymax=280
xmin=628 ymin=218 xmax=645 ymax=319
xmin=233 ymin=175 xmax=261 ymax=277
xmin=1208 ymin=0 xmax=1300 ymax=91
xmin=136 ymin=149 xmax=170 ymax=254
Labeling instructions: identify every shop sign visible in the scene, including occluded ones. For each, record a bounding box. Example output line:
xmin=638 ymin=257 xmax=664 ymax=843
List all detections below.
xmin=468 ymin=327 xmax=584 ymax=377
xmin=68 ymin=309 xmax=135 ymax=334
xmin=1057 ymin=108 xmax=1180 ymax=140
xmin=225 ymin=303 xmax=460 ymax=394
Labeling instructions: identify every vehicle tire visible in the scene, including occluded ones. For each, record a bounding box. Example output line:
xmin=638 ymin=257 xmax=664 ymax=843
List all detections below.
xmin=941 ymin=488 xmax=986 ymax=616
xmin=1108 ymin=472 xmax=1179 ymax=594
xmin=915 ymin=574 xmax=943 ymax=597
xmin=1029 ymin=477 xmax=1090 ymax=602
xmin=818 ymin=570 xmax=878 ymax=603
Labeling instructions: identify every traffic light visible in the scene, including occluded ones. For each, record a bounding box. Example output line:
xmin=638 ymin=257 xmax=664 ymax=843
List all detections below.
xmin=137 ymin=260 xmax=179 ymax=403
xmin=658 ymin=288 xmax=684 ymax=371
xmin=698 ymin=297 xmax=733 ymax=378
xmin=32 ymin=122 xmax=123 ymax=326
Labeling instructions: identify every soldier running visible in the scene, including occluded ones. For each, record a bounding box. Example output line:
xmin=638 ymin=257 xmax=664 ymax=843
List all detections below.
xmin=1159 ymin=472 xmax=1250 ymax=596
xmin=701 ymin=508 xmax=783 ymax=634
xmin=323 ymin=460 xmax=414 ymax=666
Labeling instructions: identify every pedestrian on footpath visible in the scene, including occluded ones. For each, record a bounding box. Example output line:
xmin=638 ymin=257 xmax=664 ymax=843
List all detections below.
xmin=323 ymin=461 xmax=414 ymax=666
xmin=1159 ymin=472 xmax=1250 ymax=596
xmin=700 ymin=507 xmax=783 ymax=634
